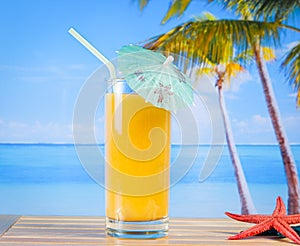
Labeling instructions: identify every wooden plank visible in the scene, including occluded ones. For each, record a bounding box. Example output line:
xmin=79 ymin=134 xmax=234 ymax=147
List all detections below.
xmin=0 ymin=215 xmax=19 ymax=237
xmin=0 ymin=216 xmax=294 ymax=245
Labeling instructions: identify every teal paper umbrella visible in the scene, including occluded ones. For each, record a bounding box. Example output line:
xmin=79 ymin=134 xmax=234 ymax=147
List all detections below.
xmin=118 ymin=45 xmax=194 ymax=112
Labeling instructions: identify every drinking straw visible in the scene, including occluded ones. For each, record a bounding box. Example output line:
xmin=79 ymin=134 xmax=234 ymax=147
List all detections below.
xmin=68 ymin=27 xmax=116 ymax=79
xmin=69 ymin=28 xmax=122 ymax=133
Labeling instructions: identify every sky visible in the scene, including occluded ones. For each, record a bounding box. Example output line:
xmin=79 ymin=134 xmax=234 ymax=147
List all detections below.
xmin=0 ymin=0 xmax=299 ymax=144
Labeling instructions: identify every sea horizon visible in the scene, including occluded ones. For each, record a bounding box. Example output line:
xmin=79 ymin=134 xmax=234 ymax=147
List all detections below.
xmin=0 ymin=142 xmax=299 ymax=146
xmin=1 ymin=143 xmax=299 ymax=217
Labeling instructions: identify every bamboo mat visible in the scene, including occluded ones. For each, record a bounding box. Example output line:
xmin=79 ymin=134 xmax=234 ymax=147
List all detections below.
xmin=0 ymin=216 xmax=293 ymax=245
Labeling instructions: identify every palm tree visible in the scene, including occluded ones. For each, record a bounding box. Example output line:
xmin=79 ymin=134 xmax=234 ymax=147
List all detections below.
xmin=220 ymin=0 xmax=300 ymax=214
xmin=198 ymin=58 xmax=257 ymax=214
xmin=143 ymin=13 xmax=278 ymax=214
xmin=136 ymin=0 xmax=300 ymax=214
xmin=181 ymin=20 xmax=259 ymax=213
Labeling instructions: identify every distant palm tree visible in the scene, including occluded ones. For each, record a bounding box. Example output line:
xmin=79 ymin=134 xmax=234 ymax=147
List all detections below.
xmin=136 ymin=0 xmax=300 ymax=214
xmin=174 ymin=19 xmax=259 ymax=213
xmin=197 ymin=57 xmax=257 ymax=214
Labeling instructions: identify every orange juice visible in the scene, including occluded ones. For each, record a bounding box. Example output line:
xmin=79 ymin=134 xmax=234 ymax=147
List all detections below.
xmin=105 ymin=93 xmax=171 ymax=222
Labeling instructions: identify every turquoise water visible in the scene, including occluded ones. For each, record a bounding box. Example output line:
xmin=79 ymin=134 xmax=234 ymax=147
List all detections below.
xmin=0 ymin=144 xmax=299 ymax=217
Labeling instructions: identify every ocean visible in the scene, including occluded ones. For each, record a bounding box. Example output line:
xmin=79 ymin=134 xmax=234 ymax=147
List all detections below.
xmin=0 ymin=144 xmax=299 ymax=217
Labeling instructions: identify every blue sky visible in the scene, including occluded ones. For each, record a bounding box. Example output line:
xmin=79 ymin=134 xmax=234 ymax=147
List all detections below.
xmin=0 ymin=0 xmax=299 ymax=144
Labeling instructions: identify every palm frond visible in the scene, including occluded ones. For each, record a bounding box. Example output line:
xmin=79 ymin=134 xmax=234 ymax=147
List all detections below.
xmin=136 ymin=0 xmax=150 ymax=11
xmin=193 ymin=12 xmax=217 ymax=21
xmin=281 ymin=42 xmax=300 ymax=106
xmin=251 ymin=0 xmax=300 ymax=23
xmin=221 ymin=0 xmax=300 ymax=23
xmin=143 ymin=16 xmax=280 ymax=70
xmin=233 ymin=49 xmax=254 ymax=64
xmin=233 ymin=46 xmax=275 ymax=64
xmin=196 ymin=67 xmax=214 ymax=76
xmin=161 ymin=0 xmax=192 ymax=24
xmin=226 ymin=63 xmax=244 ymax=79
xmin=261 ymin=47 xmax=276 ymax=61
xmin=222 ymin=0 xmax=255 ymax=20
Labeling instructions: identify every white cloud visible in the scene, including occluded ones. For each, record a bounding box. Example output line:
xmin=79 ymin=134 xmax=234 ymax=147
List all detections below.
xmin=17 ymin=76 xmax=51 ymax=83
xmin=234 ymin=114 xmax=272 ymax=134
xmin=232 ymin=113 xmax=300 ymax=144
xmin=283 ymin=115 xmax=300 ymax=128
xmin=0 ymin=64 xmax=91 ymax=73
xmin=224 ymin=70 xmax=254 ymax=95
xmin=224 ymin=70 xmax=253 ymax=92
xmin=276 ymin=41 xmax=300 ymax=58
xmin=0 ymin=65 xmax=32 ymax=72
xmin=231 ymin=114 xmax=274 ymax=143
xmin=66 ymin=64 xmax=89 ymax=71
xmin=286 ymin=41 xmax=299 ymax=51
xmin=0 ymin=120 xmax=73 ymax=143
xmin=252 ymin=114 xmax=271 ymax=125
xmin=2 ymin=64 xmax=93 ymax=84
xmin=224 ymin=93 xmax=239 ymax=100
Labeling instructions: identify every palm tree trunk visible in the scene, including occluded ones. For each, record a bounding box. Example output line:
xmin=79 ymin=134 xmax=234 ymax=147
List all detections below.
xmin=217 ymin=79 xmax=256 ymax=214
xmin=253 ymin=42 xmax=300 ymax=214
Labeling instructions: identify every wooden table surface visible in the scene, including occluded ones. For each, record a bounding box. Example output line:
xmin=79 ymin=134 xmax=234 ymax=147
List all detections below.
xmin=0 ymin=215 xmax=294 ymax=245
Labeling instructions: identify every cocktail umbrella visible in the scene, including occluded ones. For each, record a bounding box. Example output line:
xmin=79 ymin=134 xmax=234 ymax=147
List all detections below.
xmin=118 ymin=45 xmax=194 ymax=112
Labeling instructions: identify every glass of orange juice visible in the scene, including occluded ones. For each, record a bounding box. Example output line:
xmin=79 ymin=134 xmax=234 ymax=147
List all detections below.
xmin=105 ymin=78 xmax=171 ymax=238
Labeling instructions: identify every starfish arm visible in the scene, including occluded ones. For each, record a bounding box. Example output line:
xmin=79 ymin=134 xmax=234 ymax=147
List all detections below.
xmin=273 ymin=218 xmax=300 ymax=245
xmin=225 ymin=212 xmax=269 ymax=224
xmin=272 ymin=196 xmax=286 ymax=216
xmin=285 ymin=214 xmax=300 ymax=225
xmin=228 ymin=219 xmax=273 ymax=240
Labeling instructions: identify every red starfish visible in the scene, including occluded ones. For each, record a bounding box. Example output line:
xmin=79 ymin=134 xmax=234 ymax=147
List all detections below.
xmin=225 ymin=196 xmax=300 ymax=244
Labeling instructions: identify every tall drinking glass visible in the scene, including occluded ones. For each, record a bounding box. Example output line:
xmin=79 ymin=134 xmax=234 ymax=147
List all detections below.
xmin=105 ymin=79 xmax=171 ymax=239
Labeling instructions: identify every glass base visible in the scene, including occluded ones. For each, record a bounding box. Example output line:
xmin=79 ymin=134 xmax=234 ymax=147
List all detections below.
xmin=106 ymin=217 xmax=169 ymax=239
